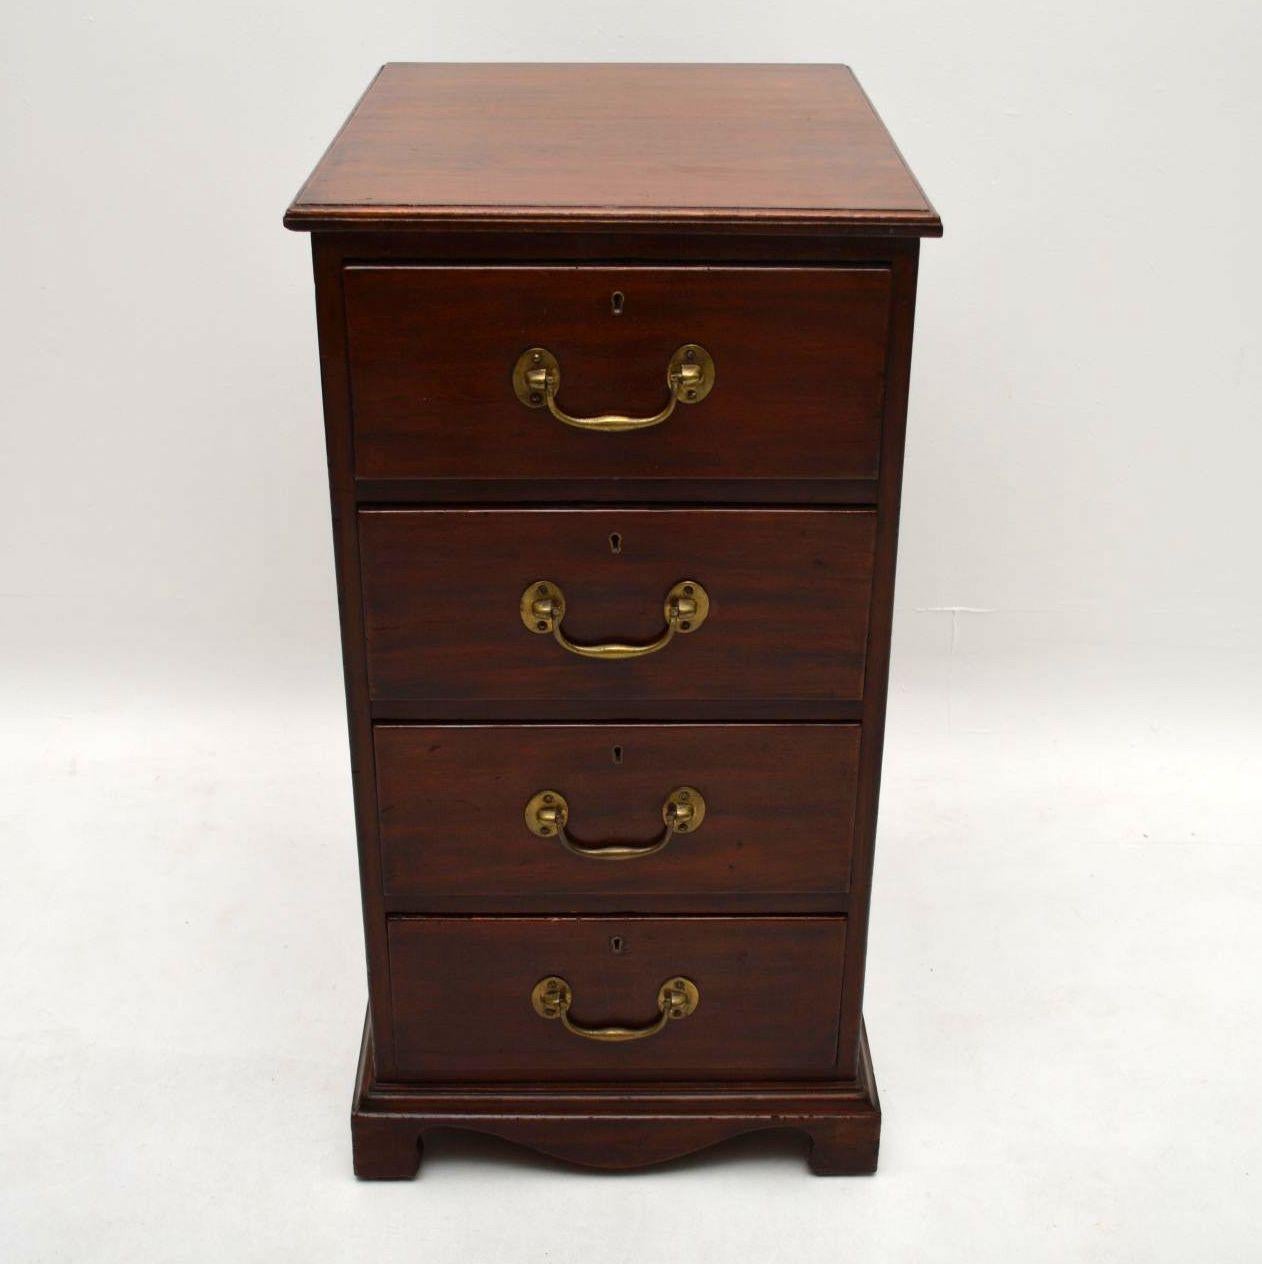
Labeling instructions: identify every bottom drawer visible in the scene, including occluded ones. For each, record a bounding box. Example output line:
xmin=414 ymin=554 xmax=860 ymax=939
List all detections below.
xmin=388 ymin=915 xmax=845 ymax=1081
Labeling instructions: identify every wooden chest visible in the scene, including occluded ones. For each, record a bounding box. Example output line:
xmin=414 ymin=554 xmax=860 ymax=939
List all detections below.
xmin=285 ymin=62 xmax=940 ymax=1177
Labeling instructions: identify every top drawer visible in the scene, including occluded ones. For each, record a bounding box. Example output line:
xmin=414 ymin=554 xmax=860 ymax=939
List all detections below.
xmin=344 ymin=266 xmax=891 ymax=488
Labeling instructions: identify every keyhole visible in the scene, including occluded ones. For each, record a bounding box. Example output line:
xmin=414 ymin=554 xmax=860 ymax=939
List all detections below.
xmin=610 ymin=290 xmax=625 ymax=316
xmin=611 ymin=745 xmax=623 ymax=765
xmin=609 ymin=532 xmax=622 ymax=554
xmin=610 ymin=936 xmax=627 ymax=954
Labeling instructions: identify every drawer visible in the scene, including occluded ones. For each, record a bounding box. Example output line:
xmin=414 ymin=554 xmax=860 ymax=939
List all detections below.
xmin=359 ymin=508 xmax=876 ymax=714
xmin=388 ymin=916 xmax=846 ymax=1080
xmin=344 ymin=265 xmax=891 ymax=487
xmin=375 ymin=724 xmax=860 ymax=908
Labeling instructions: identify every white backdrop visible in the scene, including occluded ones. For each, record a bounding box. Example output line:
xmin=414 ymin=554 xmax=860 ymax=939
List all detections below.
xmin=3 ymin=3 xmax=1260 ymax=1261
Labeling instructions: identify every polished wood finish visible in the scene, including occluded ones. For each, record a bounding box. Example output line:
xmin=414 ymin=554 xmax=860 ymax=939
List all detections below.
xmin=345 ymin=265 xmax=891 ymax=484
xmin=354 ymin=475 xmax=879 ymax=505
xmin=359 ymin=508 xmax=876 ymax=710
xmin=286 ymin=64 xmax=940 ymax=236
xmin=351 ymin=1013 xmax=880 ymax=1177
xmin=287 ymin=63 xmax=937 ymax=1177
xmin=375 ymin=723 xmax=860 ymax=908
xmin=388 ymin=916 xmax=846 ymax=1080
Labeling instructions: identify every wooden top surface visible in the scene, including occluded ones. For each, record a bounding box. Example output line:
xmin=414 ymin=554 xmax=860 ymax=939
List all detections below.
xmin=285 ymin=64 xmax=940 ymax=235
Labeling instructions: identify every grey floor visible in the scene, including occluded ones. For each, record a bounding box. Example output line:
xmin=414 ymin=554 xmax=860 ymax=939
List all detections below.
xmin=3 ymin=597 xmax=1259 ymax=1262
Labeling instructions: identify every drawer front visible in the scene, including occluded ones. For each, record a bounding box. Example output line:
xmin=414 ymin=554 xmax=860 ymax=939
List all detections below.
xmin=388 ymin=916 xmax=845 ymax=1080
xmin=375 ymin=724 xmax=860 ymax=906
xmin=344 ymin=265 xmax=891 ymax=485
xmin=359 ymin=508 xmax=876 ymax=709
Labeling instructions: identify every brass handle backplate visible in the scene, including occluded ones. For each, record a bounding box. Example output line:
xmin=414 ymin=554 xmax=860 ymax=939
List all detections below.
xmin=531 ymin=975 xmax=700 ymax=1042
xmin=512 ymin=344 xmax=715 ymax=432
xmin=524 ymin=786 xmax=705 ymax=860
xmin=520 ymin=579 xmax=709 ymax=660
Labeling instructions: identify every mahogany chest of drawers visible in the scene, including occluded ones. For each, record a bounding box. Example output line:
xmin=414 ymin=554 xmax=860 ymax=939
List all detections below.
xmin=285 ymin=62 xmax=940 ymax=1177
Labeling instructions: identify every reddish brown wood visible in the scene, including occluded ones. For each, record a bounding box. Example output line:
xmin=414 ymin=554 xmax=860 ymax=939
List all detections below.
xmin=835 ymin=242 xmax=921 ymax=1079
xmin=374 ymin=723 xmax=860 ymax=908
xmin=308 ymin=237 xmax=399 ymax=1071
xmin=358 ymin=508 xmax=876 ymax=711
xmin=344 ymin=265 xmax=891 ymax=484
xmin=285 ymin=64 xmax=940 ymax=236
xmin=321 ymin=229 xmax=918 ymax=263
xmin=287 ymin=62 xmax=939 ymax=1177
xmin=355 ymin=477 xmax=878 ymax=505
xmin=352 ymin=1114 xmax=423 ymax=1180
xmin=351 ymin=1011 xmax=880 ymax=1175
xmin=369 ymin=698 xmax=865 ymax=724
xmin=387 ymin=916 xmax=846 ymax=1080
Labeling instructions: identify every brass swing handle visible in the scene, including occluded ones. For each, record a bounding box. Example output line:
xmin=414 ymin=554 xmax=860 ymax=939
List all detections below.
xmin=512 ymin=344 xmax=715 ymax=433
xmin=524 ymin=786 xmax=706 ymax=860
xmin=520 ymin=579 xmax=709 ymax=661
xmin=531 ymin=975 xmax=700 ymax=1042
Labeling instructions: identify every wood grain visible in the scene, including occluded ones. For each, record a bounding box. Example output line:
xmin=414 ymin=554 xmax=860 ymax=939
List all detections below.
xmin=344 ymin=264 xmax=891 ymax=483
xmin=374 ymin=723 xmax=860 ymax=907
xmin=308 ymin=237 xmax=399 ymax=1069
xmin=351 ymin=1012 xmax=881 ymax=1176
xmin=285 ymin=64 xmax=940 ymax=235
xmin=387 ymin=916 xmax=846 ymax=1080
xmin=836 ymin=242 xmax=921 ymax=1078
xmin=288 ymin=62 xmax=940 ymax=1175
xmin=358 ymin=508 xmax=877 ymax=712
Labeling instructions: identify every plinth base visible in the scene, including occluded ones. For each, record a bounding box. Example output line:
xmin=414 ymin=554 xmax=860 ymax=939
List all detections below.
xmin=350 ymin=1011 xmax=881 ymax=1178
